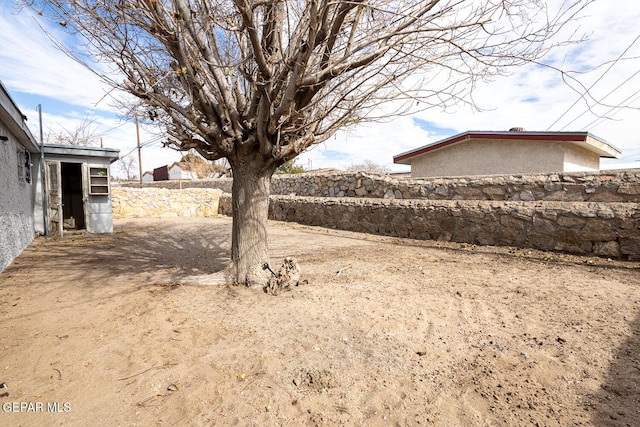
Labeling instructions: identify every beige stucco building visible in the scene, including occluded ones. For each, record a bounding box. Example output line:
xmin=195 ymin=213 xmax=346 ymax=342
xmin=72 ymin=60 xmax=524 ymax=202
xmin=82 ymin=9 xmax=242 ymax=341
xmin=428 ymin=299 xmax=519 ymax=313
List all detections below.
xmin=393 ymin=130 xmax=621 ymax=178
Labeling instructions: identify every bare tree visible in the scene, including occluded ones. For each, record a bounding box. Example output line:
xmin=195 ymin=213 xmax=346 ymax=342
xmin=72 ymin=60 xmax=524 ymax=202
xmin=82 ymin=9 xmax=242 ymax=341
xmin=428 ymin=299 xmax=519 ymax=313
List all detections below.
xmin=45 ymin=116 xmax=101 ymax=146
xmin=27 ymin=0 xmax=592 ymax=286
xmin=348 ymin=160 xmax=390 ymax=175
xmin=116 ymin=153 xmax=139 ymax=181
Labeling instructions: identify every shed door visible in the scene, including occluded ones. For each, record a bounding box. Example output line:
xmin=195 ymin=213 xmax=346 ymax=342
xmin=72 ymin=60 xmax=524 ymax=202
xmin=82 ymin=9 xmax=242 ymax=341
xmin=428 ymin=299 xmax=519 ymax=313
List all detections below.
xmin=46 ymin=161 xmax=63 ymax=237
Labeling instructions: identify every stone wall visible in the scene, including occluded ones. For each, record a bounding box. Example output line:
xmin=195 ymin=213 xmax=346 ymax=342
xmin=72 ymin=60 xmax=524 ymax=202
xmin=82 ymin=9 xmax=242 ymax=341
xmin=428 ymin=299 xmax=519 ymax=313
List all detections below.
xmin=117 ymin=178 xmax=234 ymax=193
xmin=112 ymin=187 xmax=222 ymax=218
xmin=117 ymin=169 xmax=640 ymax=202
xmin=272 ymin=170 xmax=640 ymax=202
xmin=114 ymin=169 xmax=640 ymax=260
xmin=218 ymin=194 xmax=639 ymax=260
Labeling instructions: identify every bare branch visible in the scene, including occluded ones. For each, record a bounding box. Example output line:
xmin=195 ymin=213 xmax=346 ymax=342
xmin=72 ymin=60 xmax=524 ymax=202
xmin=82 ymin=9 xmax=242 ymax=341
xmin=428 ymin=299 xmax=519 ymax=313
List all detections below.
xmin=26 ymin=0 xmax=594 ymax=169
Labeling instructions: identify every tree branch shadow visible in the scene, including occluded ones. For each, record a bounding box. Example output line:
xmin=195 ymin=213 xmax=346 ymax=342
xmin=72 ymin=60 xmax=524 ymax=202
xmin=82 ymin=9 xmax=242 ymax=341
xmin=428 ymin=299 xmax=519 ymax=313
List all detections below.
xmin=0 ymin=217 xmax=233 ymax=321
xmin=593 ymin=310 xmax=640 ymax=426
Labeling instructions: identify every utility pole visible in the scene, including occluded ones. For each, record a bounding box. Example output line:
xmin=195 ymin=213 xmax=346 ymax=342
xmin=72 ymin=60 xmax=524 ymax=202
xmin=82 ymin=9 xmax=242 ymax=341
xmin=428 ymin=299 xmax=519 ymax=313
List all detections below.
xmin=38 ymin=104 xmax=49 ymax=237
xmin=135 ymin=113 xmax=142 ymax=186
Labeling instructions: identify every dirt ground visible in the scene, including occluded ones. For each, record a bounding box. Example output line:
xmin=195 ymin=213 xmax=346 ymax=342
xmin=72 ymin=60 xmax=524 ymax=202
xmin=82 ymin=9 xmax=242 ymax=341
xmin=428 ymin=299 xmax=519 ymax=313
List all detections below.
xmin=0 ymin=217 xmax=639 ymax=427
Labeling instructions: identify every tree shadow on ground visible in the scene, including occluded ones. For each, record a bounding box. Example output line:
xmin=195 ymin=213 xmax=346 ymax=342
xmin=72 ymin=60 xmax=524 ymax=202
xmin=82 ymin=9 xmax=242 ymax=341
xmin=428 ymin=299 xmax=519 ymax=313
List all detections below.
xmin=0 ymin=218 xmax=232 ymax=323
xmin=2 ymin=217 xmax=231 ymax=288
xmin=593 ymin=310 xmax=640 ymax=426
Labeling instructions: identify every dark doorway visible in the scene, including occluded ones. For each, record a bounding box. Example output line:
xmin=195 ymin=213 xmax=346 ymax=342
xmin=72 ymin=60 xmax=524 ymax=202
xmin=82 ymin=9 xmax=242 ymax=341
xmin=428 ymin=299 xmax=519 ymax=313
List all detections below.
xmin=61 ymin=163 xmax=85 ymax=230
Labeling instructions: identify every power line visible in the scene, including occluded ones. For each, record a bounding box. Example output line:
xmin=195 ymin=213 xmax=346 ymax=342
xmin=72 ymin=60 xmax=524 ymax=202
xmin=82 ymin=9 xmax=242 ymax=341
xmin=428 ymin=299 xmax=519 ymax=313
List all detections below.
xmin=560 ymin=66 xmax=640 ymax=130
xmin=101 ymin=121 xmax=130 ymax=134
xmin=547 ymin=34 xmax=640 ymax=131
xmin=118 ymin=134 xmax=165 ymax=158
xmin=585 ymin=89 xmax=640 ymax=131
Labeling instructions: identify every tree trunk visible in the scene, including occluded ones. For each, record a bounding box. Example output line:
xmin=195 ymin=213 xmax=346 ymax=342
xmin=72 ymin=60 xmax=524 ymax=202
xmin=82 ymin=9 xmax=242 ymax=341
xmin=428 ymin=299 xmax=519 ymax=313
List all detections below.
xmin=229 ymin=162 xmax=275 ymax=287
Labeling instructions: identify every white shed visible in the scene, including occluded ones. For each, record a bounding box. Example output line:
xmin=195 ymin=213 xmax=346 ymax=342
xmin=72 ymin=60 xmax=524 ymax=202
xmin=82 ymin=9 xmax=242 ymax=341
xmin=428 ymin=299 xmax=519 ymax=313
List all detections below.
xmin=40 ymin=144 xmax=120 ymax=236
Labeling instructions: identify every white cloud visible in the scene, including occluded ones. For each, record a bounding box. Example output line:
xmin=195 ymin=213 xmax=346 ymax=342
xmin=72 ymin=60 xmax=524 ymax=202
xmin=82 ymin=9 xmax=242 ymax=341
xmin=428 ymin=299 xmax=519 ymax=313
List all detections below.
xmin=0 ymin=5 xmax=114 ymax=110
xmin=298 ymin=116 xmax=432 ymax=172
xmin=16 ymin=103 xmax=183 ymax=177
xmin=336 ymin=0 xmax=640 ymax=169
xmin=0 ymin=2 xmax=180 ymax=174
xmin=298 ymin=0 xmax=640 ymax=171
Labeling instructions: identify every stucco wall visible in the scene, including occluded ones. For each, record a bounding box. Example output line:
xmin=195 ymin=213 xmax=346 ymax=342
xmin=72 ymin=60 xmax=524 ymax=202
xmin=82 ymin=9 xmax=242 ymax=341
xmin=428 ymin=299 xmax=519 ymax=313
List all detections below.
xmin=410 ymin=139 xmax=589 ymax=177
xmin=563 ymin=143 xmax=600 ymax=172
xmin=0 ymin=132 xmax=35 ymax=272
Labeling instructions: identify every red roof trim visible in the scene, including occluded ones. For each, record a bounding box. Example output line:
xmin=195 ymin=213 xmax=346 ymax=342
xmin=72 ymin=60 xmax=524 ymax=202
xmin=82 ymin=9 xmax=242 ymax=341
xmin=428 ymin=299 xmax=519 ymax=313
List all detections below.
xmin=393 ymin=131 xmax=595 ymax=163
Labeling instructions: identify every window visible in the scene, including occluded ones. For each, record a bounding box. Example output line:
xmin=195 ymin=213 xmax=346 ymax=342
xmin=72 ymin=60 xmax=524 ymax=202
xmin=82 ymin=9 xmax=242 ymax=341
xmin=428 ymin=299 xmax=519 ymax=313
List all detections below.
xmin=48 ymin=162 xmax=59 ymax=192
xmin=17 ymin=149 xmax=31 ymax=184
xmin=89 ymin=166 xmax=109 ymax=195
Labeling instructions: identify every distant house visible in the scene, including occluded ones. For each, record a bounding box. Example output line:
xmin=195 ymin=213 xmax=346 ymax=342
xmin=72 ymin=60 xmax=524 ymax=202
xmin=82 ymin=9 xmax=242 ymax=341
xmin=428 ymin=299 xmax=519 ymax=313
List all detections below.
xmin=168 ymin=162 xmax=198 ymax=180
xmin=393 ymin=129 xmax=621 ymax=178
xmin=142 ymin=171 xmax=154 ymax=182
xmin=151 ymin=162 xmax=199 ymax=181
xmin=0 ymin=81 xmax=119 ymax=272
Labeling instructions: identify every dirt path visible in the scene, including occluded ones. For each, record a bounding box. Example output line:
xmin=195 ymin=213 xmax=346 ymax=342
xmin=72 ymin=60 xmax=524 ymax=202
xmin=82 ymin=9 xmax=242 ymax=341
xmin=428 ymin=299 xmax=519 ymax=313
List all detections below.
xmin=0 ymin=217 xmax=638 ymax=426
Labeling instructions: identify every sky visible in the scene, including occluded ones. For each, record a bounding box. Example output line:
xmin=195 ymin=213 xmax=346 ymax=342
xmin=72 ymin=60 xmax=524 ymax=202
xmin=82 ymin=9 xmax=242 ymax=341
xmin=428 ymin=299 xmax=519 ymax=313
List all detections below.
xmin=1 ymin=1 xmax=639 ymax=177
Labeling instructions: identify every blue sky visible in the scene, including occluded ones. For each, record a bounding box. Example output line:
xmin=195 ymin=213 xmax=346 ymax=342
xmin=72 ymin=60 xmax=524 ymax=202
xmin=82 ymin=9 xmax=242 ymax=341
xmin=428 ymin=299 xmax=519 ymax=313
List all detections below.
xmin=1 ymin=0 xmax=639 ymax=176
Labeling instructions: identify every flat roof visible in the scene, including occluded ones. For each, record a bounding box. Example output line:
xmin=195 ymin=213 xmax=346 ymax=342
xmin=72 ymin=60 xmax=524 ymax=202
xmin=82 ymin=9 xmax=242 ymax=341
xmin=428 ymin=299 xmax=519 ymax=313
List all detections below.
xmin=43 ymin=143 xmax=120 ymax=162
xmin=393 ymin=131 xmax=621 ymax=164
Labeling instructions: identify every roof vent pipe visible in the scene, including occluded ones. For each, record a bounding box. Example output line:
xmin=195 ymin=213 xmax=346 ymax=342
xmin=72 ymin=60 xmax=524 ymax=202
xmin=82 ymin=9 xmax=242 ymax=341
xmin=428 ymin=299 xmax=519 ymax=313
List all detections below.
xmin=509 ymin=127 xmax=525 ymax=132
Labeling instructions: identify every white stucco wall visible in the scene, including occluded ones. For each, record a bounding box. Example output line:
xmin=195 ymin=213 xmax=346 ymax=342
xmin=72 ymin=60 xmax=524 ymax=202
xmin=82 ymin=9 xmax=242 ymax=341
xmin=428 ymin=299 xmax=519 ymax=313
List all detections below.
xmin=563 ymin=143 xmax=600 ymax=172
xmin=410 ymin=139 xmax=569 ymax=178
xmin=0 ymin=129 xmax=36 ymax=272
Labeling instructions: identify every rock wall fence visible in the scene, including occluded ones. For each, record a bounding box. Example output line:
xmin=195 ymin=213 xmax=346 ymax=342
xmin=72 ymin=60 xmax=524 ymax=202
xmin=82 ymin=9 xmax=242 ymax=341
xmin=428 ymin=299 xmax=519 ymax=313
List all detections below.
xmin=117 ymin=169 xmax=640 ymax=202
xmin=217 ymin=195 xmax=639 ymax=259
xmin=112 ymin=187 xmax=222 ymax=218
xmin=114 ymin=170 xmax=640 ymax=259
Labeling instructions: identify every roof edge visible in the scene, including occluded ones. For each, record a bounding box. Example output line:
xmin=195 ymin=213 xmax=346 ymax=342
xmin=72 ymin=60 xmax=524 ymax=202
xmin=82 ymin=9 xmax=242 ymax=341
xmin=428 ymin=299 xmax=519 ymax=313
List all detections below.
xmin=43 ymin=143 xmax=120 ymax=163
xmin=0 ymin=81 xmax=40 ymax=153
xmin=393 ymin=130 xmax=620 ymax=164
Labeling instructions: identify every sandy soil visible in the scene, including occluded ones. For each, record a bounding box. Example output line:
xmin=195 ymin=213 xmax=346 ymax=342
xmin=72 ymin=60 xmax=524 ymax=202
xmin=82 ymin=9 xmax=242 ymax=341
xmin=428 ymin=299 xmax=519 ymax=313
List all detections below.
xmin=0 ymin=217 xmax=639 ymax=427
